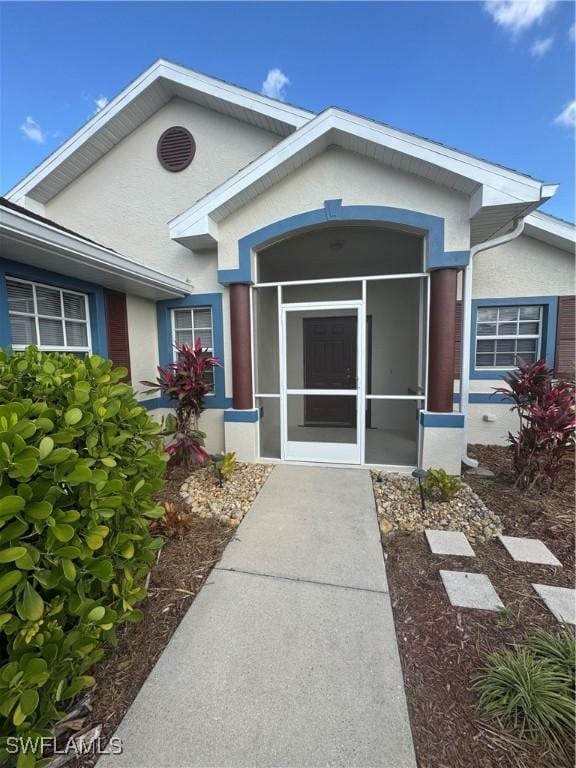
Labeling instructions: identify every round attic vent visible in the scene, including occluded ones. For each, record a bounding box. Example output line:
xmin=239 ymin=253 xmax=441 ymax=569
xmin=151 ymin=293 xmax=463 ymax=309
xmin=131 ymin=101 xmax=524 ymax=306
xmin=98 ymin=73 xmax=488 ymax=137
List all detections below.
xmin=157 ymin=126 xmax=196 ymax=172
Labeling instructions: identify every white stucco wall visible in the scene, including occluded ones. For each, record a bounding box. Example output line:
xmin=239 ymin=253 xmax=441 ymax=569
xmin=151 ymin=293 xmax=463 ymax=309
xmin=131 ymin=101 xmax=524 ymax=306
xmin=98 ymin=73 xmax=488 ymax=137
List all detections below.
xmin=473 ymin=233 xmax=574 ymax=298
xmin=44 ymin=98 xmax=277 ymax=400
xmin=148 ymin=407 xmax=225 ymax=454
xmin=126 ymin=294 xmax=159 ymax=400
xmin=224 ymin=420 xmax=259 ymax=462
xmin=218 ymin=146 xmax=471 ymax=274
xmin=44 ymin=98 xmax=280 ymax=289
xmin=466 ymin=403 xmax=518 ymax=446
xmin=420 ymin=426 xmax=462 ymax=475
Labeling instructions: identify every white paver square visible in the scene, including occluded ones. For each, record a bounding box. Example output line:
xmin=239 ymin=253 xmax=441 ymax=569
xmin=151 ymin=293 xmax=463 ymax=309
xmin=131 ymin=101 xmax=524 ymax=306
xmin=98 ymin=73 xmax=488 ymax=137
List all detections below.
xmin=499 ymin=536 xmax=561 ymax=567
xmin=533 ymin=584 xmax=576 ymax=625
xmin=440 ymin=570 xmax=504 ymax=611
xmin=425 ymin=529 xmax=475 ymax=557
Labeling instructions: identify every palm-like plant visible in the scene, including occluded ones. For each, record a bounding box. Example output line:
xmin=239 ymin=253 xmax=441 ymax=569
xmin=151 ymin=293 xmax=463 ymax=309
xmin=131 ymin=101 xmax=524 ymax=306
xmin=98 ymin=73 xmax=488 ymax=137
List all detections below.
xmin=494 ymin=358 xmax=575 ymax=490
xmin=474 ymin=641 xmax=576 ymax=764
xmin=142 ymin=339 xmax=221 ymax=465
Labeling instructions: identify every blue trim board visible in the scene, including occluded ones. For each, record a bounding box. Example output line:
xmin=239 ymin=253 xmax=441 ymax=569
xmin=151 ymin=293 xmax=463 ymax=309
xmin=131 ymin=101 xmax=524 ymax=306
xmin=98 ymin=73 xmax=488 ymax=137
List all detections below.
xmin=218 ymin=200 xmax=470 ymax=284
xmin=0 ymin=257 xmax=108 ymax=356
xmin=141 ymin=397 xmax=165 ymax=410
xmin=156 ymin=292 xmax=232 ymax=410
xmin=453 ymin=392 xmax=512 ymax=405
xmin=420 ymin=411 xmax=465 ymax=428
xmin=224 ymin=408 xmax=259 ymax=423
xmin=470 ymin=296 xmax=558 ymax=380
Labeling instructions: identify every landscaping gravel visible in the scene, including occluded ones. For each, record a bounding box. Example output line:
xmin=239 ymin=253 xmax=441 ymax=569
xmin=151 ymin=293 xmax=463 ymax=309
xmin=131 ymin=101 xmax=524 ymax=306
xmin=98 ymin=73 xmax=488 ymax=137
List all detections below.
xmin=371 ymin=471 xmax=502 ymax=542
xmin=180 ymin=462 xmax=274 ymax=525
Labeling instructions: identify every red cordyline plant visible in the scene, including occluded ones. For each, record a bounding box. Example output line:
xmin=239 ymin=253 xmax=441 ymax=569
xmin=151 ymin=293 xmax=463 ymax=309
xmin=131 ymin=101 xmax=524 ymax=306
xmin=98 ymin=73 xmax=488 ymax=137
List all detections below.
xmin=494 ymin=358 xmax=575 ymax=491
xmin=142 ymin=339 xmax=221 ymax=466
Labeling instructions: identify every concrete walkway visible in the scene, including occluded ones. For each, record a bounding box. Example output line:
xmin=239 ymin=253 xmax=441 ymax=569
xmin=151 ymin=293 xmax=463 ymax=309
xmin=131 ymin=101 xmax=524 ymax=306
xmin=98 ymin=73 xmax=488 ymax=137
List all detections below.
xmin=99 ymin=466 xmax=416 ymax=768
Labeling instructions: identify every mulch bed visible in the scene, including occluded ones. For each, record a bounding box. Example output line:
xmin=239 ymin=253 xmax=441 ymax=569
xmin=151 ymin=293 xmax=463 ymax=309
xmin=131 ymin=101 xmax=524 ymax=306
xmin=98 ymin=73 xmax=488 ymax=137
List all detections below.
xmin=70 ymin=465 xmax=237 ymax=767
xmin=384 ymin=445 xmax=575 ymax=768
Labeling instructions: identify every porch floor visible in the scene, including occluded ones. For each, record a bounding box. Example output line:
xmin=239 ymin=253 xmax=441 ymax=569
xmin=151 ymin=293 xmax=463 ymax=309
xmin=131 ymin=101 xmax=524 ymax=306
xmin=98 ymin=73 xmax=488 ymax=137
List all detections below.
xmin=287 ymin=426 xmax=418 ymax=465
xmin=98 ymin=465 xmax=416 ymax=768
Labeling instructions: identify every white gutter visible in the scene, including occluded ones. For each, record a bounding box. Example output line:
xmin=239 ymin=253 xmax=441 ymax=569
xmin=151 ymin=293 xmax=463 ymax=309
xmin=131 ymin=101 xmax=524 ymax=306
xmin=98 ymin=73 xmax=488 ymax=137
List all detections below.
xmin=459 ymin=217 xmax=526 ymax=468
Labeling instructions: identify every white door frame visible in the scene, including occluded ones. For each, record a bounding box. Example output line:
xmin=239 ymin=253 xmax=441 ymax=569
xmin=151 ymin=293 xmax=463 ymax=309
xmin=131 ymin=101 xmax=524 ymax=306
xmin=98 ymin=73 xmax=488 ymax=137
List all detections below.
xmin=280 ymin=300 xmax=365 ymax=464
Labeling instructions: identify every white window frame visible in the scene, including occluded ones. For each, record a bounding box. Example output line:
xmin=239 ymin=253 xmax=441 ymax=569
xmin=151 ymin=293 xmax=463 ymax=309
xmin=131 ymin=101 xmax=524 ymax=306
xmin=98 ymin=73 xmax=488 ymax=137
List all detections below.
xmin=7 ymin=276 xmax=92 ymax=354
xmin=171 ymin=307 xmax=215 ymax=393
xmin=475 ymin=304 xmax=543 ymax=371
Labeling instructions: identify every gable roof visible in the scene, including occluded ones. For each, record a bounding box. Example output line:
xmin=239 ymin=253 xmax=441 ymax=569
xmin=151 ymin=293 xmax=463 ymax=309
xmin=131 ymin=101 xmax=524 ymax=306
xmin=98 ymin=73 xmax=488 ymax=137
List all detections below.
xmin=169 ymin=107 xmax=558 ymax=249
xmin=6 ymin=59 xmax=570 ymax=252
xmin=5 ymin=59 xmax=313 ymax=205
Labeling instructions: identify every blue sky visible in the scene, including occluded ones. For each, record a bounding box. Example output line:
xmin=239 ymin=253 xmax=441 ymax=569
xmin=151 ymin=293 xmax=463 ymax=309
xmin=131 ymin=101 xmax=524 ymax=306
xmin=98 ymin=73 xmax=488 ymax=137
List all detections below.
xmin=1 ymin=1 xmax=574 ymax=220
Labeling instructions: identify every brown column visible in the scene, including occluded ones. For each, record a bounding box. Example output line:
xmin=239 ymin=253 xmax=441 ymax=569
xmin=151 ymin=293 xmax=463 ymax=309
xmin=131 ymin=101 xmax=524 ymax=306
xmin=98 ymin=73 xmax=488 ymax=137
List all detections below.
xmin=229 ymin=283 xmax=253 ymax=410
xmin=427 ymin=268 xmax=458 ymax=412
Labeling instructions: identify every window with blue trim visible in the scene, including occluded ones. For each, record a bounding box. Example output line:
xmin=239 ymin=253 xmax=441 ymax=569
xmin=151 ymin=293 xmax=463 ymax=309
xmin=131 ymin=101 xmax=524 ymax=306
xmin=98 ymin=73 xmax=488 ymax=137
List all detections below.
xmin=475 ymin=304 xmax=542 ymax=369
xmin=7 ymin=277 xmax=91 ymax=354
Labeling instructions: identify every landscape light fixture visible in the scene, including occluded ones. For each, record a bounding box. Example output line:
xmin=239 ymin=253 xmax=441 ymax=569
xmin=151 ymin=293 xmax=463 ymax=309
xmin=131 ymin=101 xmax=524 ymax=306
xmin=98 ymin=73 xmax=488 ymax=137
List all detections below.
xmin=212 ymin=453 xmax=225 ymax=487
xmin=412 ymin=468 xmax=427 ymax=513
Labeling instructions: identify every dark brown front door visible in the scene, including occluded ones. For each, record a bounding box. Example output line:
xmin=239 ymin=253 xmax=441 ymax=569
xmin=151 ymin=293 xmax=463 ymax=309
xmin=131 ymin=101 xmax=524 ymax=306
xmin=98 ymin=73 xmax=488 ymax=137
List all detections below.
xmin=303 ymin=315 xmax=357 ymax=426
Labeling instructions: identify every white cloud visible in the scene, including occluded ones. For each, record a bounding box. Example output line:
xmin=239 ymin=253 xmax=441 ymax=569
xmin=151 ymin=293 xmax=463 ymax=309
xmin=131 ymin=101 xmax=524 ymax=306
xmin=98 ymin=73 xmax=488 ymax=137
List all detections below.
xmin=530 ymin=36 xmax=554 ymax=57
xmin=20 ymin=116 xmax=45 ymax=144
xmin=94 ymin=95 xmax=109 ymax=113
xmin=484 ymin=0 xmax=555 ymax=34
xmin=261 ymin=68 xmax=290 ymax=101
xmin=553 ymin=100 xmax=576 ymax=128
xmin=570 ymin=23 xmax=575 ymax=42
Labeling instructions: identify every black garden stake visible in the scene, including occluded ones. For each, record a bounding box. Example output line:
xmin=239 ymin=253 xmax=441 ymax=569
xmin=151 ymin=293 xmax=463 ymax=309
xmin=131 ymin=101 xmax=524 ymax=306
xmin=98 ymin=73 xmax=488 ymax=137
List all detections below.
xmin=412 ymin=468 xmax=428 ymax=513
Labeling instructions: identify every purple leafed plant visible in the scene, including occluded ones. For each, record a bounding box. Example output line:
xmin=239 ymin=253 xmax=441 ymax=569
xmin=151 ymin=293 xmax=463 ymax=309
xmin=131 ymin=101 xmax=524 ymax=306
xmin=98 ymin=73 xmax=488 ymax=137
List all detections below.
xmin=494 ymin=358 xmax=575 ymax=491
xmin=142 ymin=339 xmax=221 ymax=466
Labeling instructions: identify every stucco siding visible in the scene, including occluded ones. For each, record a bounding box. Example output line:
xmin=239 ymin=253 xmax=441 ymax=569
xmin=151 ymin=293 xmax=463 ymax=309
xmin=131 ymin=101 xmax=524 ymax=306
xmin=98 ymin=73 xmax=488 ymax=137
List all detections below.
xmin=466 ymin=403 xmax=518 ymax=446
xmin=126 ymin=294 xmax=159 ymax=400
xmin=148 ymin=408 xmax=225 ymax=454
xmin=44 ymin=98 xmax=280 ymax=288
xmin=217 ymin=146 xmax=471 ymax=274
xmin=420 ymin=426 xmax=462 ymax=475
xmin=473 ymin=233 xmax=574 ymax=299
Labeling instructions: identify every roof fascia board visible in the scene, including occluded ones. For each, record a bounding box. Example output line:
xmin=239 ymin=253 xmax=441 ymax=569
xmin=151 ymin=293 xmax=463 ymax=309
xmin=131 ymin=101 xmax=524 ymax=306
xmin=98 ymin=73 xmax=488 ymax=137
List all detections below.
xmin=1 ymin=207 xmax=191 ymax=296
xmin=331 ymin=110 xmax=544 ymax=197
xmin=6 ymin=59 xmax=313 ymax=203
xmin=170 ymin=113 xmax=334 ymax=237
xmin=524 ymin=212 xmax=576 ymax=253
xmin=526 ymin=211 xmax=575 ymax=241
xmin=158 ymin=60 xmax=312 ymax=127
xmin=170 ymin=108 xmax=548 ymax=242
xmin=6 ymin=60 xmax=165 ymax=203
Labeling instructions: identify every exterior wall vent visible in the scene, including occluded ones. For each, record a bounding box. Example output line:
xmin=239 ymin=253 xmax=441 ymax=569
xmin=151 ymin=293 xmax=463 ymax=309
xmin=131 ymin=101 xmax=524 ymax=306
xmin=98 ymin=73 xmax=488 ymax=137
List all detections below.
xmin=157 ymin=126 xmax=196 ymax=172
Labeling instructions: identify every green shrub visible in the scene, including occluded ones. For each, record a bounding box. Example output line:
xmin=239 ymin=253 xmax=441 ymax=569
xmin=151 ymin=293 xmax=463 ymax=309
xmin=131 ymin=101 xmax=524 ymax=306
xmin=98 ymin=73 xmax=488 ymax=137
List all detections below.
xmin=473 ymin=637 xmax=576 ymax=762
xmin=0 ymin=347 xmax=167 ymax=765
xmin=213 ymin=451 xmax=237 ymax=486
xmin=524 ymin=630 xmax=576 ymax=690
xmin=423 ymin=468 xmax=461 ymax=501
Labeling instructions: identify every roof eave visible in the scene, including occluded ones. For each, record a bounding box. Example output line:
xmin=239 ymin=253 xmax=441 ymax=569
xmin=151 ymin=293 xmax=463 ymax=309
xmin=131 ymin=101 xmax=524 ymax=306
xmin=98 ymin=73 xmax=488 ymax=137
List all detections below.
xmin=524 ymin=210 xmax=576 ymax=253
xmin=170 ymin=109 xmax=552 ymax=248
xmin=1 ymin=206 xmax=191 ymax=299
xmin=5 ymin=58 xmax=314 ymax=205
